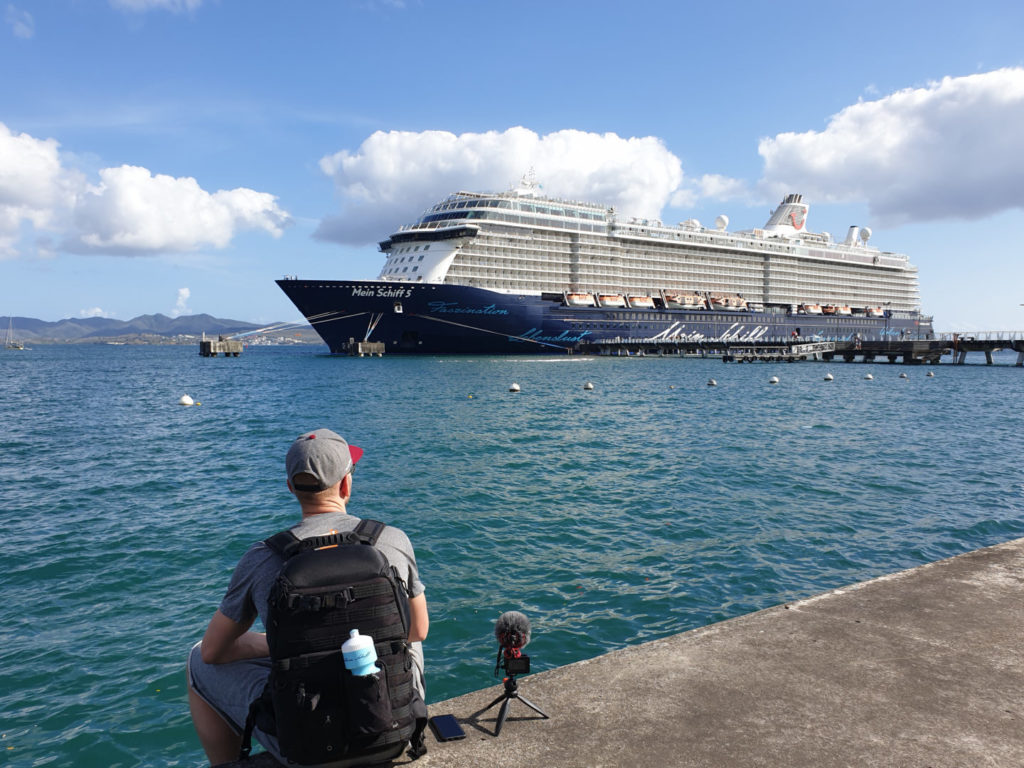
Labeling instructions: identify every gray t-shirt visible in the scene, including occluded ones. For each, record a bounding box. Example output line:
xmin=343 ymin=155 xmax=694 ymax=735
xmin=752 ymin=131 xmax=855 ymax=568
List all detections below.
xmin=219 ymin=511 xmax=425 ymax=630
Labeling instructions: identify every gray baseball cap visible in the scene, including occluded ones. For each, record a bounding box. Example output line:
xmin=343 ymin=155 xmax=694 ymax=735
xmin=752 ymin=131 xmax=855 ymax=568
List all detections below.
xmin=286 ymin=428 xmax=363 ymax=492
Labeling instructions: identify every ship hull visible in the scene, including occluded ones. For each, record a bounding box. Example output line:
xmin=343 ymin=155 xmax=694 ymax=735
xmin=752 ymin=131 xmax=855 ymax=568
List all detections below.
xmin=278 ymin=280 xmax=932 ymax=355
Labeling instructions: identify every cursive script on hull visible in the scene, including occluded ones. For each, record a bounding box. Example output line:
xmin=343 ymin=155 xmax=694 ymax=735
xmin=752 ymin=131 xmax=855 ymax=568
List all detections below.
xmin=426 ymin=301 xmax=510 ymax=315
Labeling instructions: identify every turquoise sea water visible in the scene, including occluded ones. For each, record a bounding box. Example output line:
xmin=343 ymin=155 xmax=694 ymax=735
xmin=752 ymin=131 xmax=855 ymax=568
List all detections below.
xmin=2 ymin=344 xmax=1023 ymax=767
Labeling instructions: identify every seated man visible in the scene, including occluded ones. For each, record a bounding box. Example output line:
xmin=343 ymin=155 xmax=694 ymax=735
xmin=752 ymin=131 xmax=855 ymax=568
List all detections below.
xmin=187 ymin=428 xmax=429 ymax=766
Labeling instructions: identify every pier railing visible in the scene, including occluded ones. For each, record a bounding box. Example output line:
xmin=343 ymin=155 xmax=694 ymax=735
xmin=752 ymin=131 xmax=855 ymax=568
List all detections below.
xmin=937 ymin=331 xmax=1024 ymax=341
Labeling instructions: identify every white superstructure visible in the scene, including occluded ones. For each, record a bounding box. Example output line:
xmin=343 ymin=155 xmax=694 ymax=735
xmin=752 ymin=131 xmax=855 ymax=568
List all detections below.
xmin=377 ymin=182 xmax=920 ymax=313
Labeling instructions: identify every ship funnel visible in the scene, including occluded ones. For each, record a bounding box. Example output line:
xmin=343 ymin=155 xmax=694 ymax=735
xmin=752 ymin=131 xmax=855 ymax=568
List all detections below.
xmin=763 ymin=193 xmax=809 ymax=236
xmin=844 ymin=226 xmax=860 ymax=245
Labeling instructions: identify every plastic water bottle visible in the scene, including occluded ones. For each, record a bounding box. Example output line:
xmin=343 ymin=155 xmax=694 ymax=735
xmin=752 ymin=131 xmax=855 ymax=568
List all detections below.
xmin=342 ymin=629 xmax=378 ymax=676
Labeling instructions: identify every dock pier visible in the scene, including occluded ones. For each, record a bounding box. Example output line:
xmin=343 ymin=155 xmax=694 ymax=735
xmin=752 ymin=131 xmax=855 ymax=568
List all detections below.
xmin=217 ymin=537 xmax=1024 ymax=768
xmin=577 ymin=337 xmax=950 ymax=364
xmin=346 ymin=340 xmax=385 ymax=357
xmin=199 ymin=334 xmax=243 ymax=357
xmin=942 ymin=331 xmax=1024 ymax=365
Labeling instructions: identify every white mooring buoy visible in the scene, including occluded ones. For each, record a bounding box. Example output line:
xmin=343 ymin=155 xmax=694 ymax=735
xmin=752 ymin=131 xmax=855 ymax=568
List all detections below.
xmin=769 ymin=376 xmax=779 ymax=385
xmin=178 ymin=394 xmax=194 ymax=406
xmin=899 ymin=372 xmax=908 ymax=379
xmin=824 ymin=373 xmax=834 ymax=382
xmin=865 ymin=373 xmax=874 ymax=380
xmin=509 ymin=382 xmax=521 ymax=393
xmin=707 ymin=378 xmax=717 ymax=387
xmin=583 ymin=382 xmax=594 ymax=391
xmin=927 ymin=371 xmax=935 ymax=377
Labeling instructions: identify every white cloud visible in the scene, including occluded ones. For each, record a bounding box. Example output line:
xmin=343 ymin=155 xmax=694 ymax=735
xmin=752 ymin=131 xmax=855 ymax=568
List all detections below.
xmin=695 ymin=174 xmax=749 ymax=201
xmin=70 ymin=165 xmax=291 ymax=254
xmin=79 ymin=307 xmax=110 ymax=318
xmin=170 ymin=287 xmax=190 ymax=318
xmin=5 ymin=4 xmax=33 ymax=37
xmin=758 ymin=68 xmax=1024 ymax=225
xmin=0 ymin=123 xmax=68 ymax=255
xmin=109 ymin=0 xmax=202 ymax=12
xmin=315 ymin=127 xmax=684 ymax=245
xmin=0 ymin=122 xmax=291 ymax=257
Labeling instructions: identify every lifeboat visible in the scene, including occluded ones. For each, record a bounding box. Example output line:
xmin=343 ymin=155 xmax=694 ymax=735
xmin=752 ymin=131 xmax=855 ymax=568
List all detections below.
xmin=836 ymin=305 xmax=853 ymax=316
xmin=866 ymin=306 xmax=884 ymax=317
xmin=565 ymin=292 xmax=596 ymax=307
xmin=662 ymin=293 xmax=685 ymax=308
xmin=726 ymin=296 xmax=748 ymax=311
xmin=597 ymin=294 xmax=627 ymax=308
xmin=710 ymin=296 xmax=728 ymax=309
xmin=800 ymin=303 xmax=824 ymax=315
xmin=627 ymin=295 xmax=655 ymax=309
xmin=684 ymin=295 xmax=706 ymax=309
xmin=822 ymin=305 xmax=837 ymax=315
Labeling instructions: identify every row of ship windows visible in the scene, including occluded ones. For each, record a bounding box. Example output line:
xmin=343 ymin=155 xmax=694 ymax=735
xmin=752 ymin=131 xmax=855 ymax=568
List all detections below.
xmin=467 ymin=224 xmax=911 ymax=267
xmin=467 ymin=241 xmax=905 ymax=279
xmin=421 ymin=210 xmax=610 ymax=232
xmin=451 ymin=262 xmax=911 ymax=293
xmin=427 ymin=200 xmax=606 ymax=220
xmin=388 ymin=253 xmax=426 ymax=264
xmin=566 ymin=315 xmax=907 ymax=326
xmin=455 ymin=272 xmax=914 ymax=298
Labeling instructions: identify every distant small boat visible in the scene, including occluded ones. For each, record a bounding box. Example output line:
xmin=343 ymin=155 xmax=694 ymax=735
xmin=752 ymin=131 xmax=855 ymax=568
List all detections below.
xmin=5 ymin=317 xmax=24 ymax=350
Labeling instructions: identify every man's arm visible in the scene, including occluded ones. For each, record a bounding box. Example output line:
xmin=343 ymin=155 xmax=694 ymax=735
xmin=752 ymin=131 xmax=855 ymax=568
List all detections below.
xmin=408 ymin=593 xmax=429 ymax=643
xmin=200 ymin=609 xmax=269 ymax=664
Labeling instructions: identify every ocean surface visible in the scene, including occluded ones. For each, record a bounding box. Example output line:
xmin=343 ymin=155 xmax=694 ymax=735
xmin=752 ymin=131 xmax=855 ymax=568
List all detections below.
xmin=2 ymin=343 xmax=1022 ymax=767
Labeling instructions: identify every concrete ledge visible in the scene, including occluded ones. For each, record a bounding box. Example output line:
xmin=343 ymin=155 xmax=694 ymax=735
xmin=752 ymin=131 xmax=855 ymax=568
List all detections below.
xmin=217 ymin=538 xmax=1024 ymax=767
xmin=421 ymin=537 xmax=1024 ymax=768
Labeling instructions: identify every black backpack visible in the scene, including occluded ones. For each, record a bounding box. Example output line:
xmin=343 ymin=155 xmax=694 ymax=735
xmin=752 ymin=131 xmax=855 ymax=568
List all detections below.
xmin=240 ymin=519 xmax=427 ymax=767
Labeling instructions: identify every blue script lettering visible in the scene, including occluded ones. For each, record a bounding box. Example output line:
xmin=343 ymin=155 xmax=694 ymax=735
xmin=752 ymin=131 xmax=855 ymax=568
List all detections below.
xmin=427 ymin=301 xmax=509 ymax=316
xmin=512 ymin=328 xmax=593 ymax=344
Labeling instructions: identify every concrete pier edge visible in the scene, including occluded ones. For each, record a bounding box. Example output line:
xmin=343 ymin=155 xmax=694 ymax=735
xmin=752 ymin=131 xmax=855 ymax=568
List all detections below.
xmin=218 ymin=536 xmax=1024 ymax=768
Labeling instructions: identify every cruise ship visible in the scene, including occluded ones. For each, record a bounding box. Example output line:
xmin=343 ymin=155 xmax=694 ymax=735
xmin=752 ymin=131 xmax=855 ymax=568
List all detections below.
xmin=277 ymin=178 xmax=933 ymax=354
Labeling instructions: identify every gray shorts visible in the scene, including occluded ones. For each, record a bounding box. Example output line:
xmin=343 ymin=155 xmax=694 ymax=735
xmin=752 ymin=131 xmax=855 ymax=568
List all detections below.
xmin=186 ymin=641 xmax=283 ymax=760
xmin=186 ymin=641 xmax=426 ymax=761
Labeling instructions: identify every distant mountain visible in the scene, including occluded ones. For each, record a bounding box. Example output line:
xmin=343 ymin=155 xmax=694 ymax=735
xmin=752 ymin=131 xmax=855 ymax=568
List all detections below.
xmin=1 ymin=314 xmax=306 ymax=341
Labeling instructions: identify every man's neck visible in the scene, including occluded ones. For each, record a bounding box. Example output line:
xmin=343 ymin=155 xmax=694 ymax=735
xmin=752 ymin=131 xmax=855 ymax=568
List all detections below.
xmin=300 ymin=498 xmax=348 ymax=518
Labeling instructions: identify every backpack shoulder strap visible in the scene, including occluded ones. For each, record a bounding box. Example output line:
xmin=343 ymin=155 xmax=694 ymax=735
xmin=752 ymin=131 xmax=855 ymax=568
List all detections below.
xmin=264 ymin=520 xmax=386 ymax=558
xmin=264 ymin=529 xmax=303 ymax=559
xmin=354 ymin=518 xmax=386 ymax=546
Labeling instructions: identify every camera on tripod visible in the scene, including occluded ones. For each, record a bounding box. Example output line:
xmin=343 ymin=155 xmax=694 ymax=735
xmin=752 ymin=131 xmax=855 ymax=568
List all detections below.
xmin=501 ymin=653 xmax=530 ymax=676
xmin=484 ymin=611 xmax=549 ymax=736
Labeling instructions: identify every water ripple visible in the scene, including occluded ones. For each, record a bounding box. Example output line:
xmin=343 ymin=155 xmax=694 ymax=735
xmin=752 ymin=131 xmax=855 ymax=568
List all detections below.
xmin=1 ymin=347 xmax=1022 ymax=766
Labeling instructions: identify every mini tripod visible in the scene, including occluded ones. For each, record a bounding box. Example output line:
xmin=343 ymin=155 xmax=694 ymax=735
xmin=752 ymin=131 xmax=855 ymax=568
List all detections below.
xmin=482 ymin=648 xmax=549 ymax=736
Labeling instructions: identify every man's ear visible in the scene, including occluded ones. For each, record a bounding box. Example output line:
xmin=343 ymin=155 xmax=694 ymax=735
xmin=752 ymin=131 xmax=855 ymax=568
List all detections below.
xmin=340 ymin=473 xmax=352 ymax=502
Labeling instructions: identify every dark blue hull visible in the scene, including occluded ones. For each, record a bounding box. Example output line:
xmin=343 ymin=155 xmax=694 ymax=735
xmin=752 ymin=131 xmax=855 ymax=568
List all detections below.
xmin=277 ymin=280 xmax=933 ymax=354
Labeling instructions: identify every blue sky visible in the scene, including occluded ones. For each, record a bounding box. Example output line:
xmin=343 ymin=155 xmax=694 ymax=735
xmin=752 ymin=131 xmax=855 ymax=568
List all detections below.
xmin=3 ymin=0 xmax=1024 ymax=331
